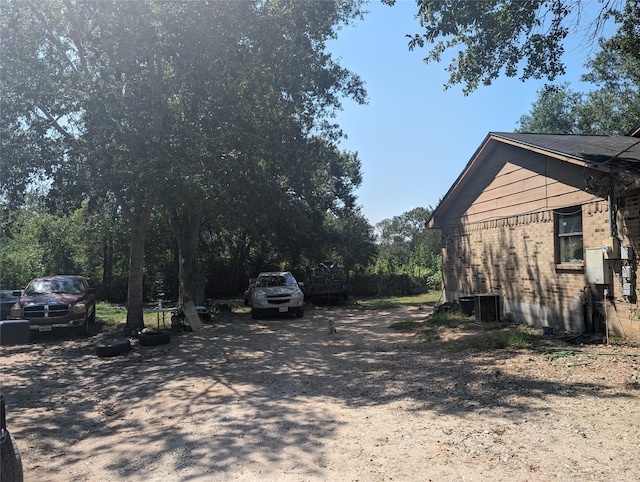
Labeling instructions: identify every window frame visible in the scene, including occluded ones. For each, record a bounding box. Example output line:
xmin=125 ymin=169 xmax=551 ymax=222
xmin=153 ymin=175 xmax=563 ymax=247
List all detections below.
xmin=555 ymin=206 xmax=584 ymax=266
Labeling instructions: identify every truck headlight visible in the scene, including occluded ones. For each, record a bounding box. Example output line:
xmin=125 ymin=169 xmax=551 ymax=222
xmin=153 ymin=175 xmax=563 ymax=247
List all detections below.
xmin=72 ymin=303 xmax=88 ymax=314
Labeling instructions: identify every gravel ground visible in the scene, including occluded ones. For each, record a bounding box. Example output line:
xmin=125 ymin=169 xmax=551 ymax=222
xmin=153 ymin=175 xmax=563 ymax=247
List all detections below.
xmin=2 ymin=305 xmax=640 ymax=481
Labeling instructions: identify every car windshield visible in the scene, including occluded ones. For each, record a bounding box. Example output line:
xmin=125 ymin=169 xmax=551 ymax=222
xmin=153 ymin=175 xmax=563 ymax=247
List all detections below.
xmin=25 ymin=279 xmax=84 ymax=295
xmin=256 ymin=274 xmax=297 ymax=287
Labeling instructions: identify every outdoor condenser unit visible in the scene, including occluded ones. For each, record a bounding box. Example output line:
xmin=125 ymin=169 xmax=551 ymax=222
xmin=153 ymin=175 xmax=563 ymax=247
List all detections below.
xmin=474 ymin=294 xmax=501 ymax=322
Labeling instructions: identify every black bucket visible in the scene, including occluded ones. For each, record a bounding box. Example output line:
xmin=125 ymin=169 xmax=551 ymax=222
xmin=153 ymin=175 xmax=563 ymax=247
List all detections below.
xmin=0 ymin=320 xmax=30 ymax=345
xmin=458 ymin=296 xmax=475 ymax=316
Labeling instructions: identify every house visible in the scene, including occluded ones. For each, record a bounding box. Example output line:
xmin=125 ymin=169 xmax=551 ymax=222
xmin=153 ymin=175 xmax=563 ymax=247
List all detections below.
xmin=428 ymin=129 xmax=640 ymax=340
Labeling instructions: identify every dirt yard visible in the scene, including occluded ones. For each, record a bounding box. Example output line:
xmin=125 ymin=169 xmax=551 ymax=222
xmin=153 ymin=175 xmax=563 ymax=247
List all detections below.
xmin=2 ymin=304 xmax=640 ymax=481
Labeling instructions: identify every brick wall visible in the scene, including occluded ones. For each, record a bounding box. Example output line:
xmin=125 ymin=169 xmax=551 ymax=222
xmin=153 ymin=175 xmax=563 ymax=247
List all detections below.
xmin=442 ymin=195 xmax=640 ymax=340
xmin=610 ymin=189 xmax=640 ymax=340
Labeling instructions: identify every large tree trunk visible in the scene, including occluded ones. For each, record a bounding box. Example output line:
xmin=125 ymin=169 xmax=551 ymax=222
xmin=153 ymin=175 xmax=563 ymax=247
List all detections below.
xmin=229 ymin=234 xmax=251 ymax=295
xmin=102 ymin=233 xmax=113 ymax=299
xmin=126 ymin=221 xmax=147 ymax=333
xmin=168 ymin=199 xmax=204 ymax=331
xmin=115 ymin=190 xmax=156 ymax=335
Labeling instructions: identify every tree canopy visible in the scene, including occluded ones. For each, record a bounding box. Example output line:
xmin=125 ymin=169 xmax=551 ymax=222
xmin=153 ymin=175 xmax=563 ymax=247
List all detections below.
xmin=518 ymin=33 xmax=640 ymax=134
xmin=1 ymin=0 xmax=369 ymax=330
xmin=384 ymin=0 xmax=627 ymax=94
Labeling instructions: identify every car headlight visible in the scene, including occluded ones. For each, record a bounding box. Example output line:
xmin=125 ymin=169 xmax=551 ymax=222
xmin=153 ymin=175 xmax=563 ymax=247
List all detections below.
xmin=72 ymin=303 xmax=88 ymax=314
xmin=9 ymin=305 xmax=22 ymax=318
xmin=253 ymin=289 xmax=266 ymax=299
xmin=292 ymin=288 xmax=303 ymax=298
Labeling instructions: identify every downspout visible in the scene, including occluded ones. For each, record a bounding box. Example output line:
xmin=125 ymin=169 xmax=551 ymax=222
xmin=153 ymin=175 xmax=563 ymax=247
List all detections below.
xmin=608 ymin=195 xmax=613 ymax=237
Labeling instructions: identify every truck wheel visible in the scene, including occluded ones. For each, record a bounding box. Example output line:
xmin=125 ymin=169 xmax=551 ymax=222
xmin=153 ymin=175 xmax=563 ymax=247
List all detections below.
xmin=96 ymin=339 xmax=131 ymax=357
xmin=0 ymin=429 xmax=24 ymax=482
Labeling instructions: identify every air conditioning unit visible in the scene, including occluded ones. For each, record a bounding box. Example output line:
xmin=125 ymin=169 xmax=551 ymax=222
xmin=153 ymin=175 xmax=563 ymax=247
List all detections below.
xmin=474 ymin=294 xmax=501 ymax=322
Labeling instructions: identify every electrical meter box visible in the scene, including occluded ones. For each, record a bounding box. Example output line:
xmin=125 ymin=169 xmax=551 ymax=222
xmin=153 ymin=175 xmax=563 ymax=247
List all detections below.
xmin=586 ymin=248 xmax=610 ymax=284
xmin=602 ymin=237 xmax=619 ymax=259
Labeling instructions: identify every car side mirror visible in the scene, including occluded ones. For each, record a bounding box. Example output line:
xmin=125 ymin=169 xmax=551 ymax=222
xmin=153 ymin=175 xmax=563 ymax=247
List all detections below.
xmin=12 ymin=290 xmax=22 ymax=297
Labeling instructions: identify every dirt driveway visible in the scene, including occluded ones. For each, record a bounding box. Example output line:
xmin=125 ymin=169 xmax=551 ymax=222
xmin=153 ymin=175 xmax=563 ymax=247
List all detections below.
xmin=2 ymin=305 xmax=640 ymax=481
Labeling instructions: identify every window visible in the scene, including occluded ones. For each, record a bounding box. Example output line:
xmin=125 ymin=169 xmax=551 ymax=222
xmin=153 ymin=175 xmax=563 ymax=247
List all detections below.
xmin=556 ymin=207 xmax=583 ymax=264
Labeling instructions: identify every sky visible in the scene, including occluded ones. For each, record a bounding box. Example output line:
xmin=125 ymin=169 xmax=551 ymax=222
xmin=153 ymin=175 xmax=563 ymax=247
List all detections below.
xmin=326 ymin=0 xmax=613 ymax=226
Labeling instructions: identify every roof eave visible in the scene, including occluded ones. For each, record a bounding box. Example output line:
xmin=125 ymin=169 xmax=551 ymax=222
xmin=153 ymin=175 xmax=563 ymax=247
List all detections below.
xmin=427 ymin=133 xmax=612 ymax=229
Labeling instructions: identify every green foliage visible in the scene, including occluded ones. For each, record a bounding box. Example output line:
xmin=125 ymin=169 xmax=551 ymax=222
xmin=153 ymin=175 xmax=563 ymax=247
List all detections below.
xmin=350 ymin=272 xmax=439 ymax=297
xmin=0 ymin=198 xmax=87 ymax=287
xmin=399 ymin=0 xmax=574 ymax=93
xmin=517 ymin=83 xmax=584 ymax=134
xmin=354 ymin=290 xmax=440 ymax=310
xmin=0 ymin=213 xmax=45 ymax=288
xmin=384 ymin=0 xmax=628 ymax=94
xmin=320 ymin=209 xmax=378 ymax=271
xmin=518 ymin=34 xmax=640 ymax=136
xmin=466 ymin=325 xmax=542 ymax=350
xmin=578 ymin=37 xmax=640 ymax=134
xmin=366 ymin=207 xmax=442 ymax=295
xmin=1 ymin=0 xmax=371 ymax=307
xmin=95 ymin=302 xmax=127 ymax=327
xmin=0 ymin=192 xmax=133 ymax=298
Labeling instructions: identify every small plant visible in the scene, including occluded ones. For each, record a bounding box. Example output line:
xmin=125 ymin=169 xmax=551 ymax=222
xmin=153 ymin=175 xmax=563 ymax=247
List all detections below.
xmin=466 ymin=325 xmax=542 ymax=350
xmin=424 ymin=309 xmax=473 ymax=329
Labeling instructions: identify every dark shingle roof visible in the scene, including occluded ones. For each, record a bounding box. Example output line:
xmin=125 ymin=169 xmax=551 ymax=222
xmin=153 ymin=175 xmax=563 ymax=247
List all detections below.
xmin=491 ymin=132 xmax=640 ymax=174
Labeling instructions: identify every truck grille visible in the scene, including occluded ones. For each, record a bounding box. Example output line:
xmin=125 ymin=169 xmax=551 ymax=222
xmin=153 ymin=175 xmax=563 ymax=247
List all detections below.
xmin=23 ymin=304 xmax=70 ymax=319
xmin=267 ymin=296 xmax=290 ymax=305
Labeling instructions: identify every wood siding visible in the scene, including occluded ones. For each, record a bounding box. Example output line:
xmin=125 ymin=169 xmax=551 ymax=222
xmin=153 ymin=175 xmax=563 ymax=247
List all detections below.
xmin=438 ymin=144 xmax=599 ymax=226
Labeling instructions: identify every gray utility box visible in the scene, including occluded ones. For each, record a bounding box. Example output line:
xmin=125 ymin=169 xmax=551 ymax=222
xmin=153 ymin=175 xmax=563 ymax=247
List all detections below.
xmin=586 ymin=247 xmax=610 ymax=284
xmin=0 ymin=319 xmax=30 ymax=345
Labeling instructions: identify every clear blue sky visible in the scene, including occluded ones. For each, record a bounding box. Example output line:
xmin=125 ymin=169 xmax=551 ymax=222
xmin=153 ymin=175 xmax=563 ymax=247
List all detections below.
xmin=326 ymin=0 xmax=611 ymax=226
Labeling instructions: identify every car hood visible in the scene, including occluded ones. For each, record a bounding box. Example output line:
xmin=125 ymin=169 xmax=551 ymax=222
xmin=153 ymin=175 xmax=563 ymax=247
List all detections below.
xmin=254 ymin=286 xmax=298 ymax=296
xmin=19 ymin=293 xmax=86 ymax=306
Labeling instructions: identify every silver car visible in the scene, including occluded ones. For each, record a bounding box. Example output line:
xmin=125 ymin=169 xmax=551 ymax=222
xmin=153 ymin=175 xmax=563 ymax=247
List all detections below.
xmin=250 ymin=271 xmax=304 ymax=319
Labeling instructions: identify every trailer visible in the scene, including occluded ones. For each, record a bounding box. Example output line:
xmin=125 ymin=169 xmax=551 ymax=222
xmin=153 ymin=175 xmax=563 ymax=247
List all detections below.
xmin=304 ymin=261 xmax=349 ymax=301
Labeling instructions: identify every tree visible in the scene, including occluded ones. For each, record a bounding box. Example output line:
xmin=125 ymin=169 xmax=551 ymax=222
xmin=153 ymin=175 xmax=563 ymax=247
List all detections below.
xmin=517 ymin=83 xmax=584 ymax=133
xmin=518 ymin=35 xmax=640 ymax=135
xmin=609 ymin=0 xmax=640 ymax=61
xmin=376 ymin=207 xmax=438 ymax=264
xmin=373 ymin=207 xmax=441 ymax=284
xmin=578 ymin=37 xmax=640 ymax=134
xmin=2 ymin=1 xmax=368 ymax=331
xmin=384 ymin=0 xmax=624 ymax=93
xmin=323 ymin=209 xmax=378 ymax=272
